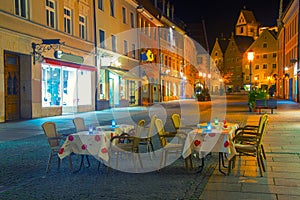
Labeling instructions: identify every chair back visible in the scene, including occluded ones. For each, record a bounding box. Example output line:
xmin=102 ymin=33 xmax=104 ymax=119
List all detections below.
xmin=137 ymin=119 xmax=146 ymax=127
xmin=171 ymin=113 xmax=181 ymax=130
xmin=148 ymin=114 xmax=157 ymax=138
xmin=42 ymin=122 xmax=60 ymax=148
xmin=155 ymin=118 xmax=167 ymax=147
xmin=73 ymin=117 xmax=87 ymax=132
xmin=258 ymin=118 xmax=269 ymax=145
xmin=257 ymin=114 xmax=269 ymax=134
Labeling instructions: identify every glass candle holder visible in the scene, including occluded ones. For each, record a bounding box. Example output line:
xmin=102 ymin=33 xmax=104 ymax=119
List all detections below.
xmin=214 ymin=117 xmax=219 ymax=125
xmin=111 ymin=119 xmax=116 ymax=128
xmin=207 ymin=122 xmax=212 ymax=130
xmin=88 ymin=125 xmax=93 ymax=134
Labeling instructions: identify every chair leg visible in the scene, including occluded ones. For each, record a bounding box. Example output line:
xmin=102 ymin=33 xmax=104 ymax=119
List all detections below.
xmin=86 ymin=156 xmax=90 ymax=168
xmin=68 ymin=155 xmax=73 ymax=173
xmin=257 ymin=153 xmax=264 ymax=177
xmin=150 ymin=141 xmax=156 ymax=157
xmin=159 ymin=151 xmax=164 ymax=170
xmin=189 ymin=155 xmax=193 ymax=169
xmin=57 ymin=155 xmax=61 ymax=170
xmin=137 ymin=150 xmax=143 ymax=169
xmin=227 ymin=155 xmax=235 ymax=175
xmin=261 ymin=144 xmax=266 ymax=160
xmin=46 ymin=152 xmax=53 ymax=173
xmin=184 ymin=158 xmax=189 ymax=172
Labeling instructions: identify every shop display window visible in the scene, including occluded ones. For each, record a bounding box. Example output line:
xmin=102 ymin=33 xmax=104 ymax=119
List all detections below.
xmin=42 ymin=64 xmax=61 ymax=107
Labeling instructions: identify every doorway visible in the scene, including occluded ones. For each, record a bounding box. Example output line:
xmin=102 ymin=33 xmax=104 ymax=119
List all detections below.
xmin=4 ymin=53 xmax=20 ymax=121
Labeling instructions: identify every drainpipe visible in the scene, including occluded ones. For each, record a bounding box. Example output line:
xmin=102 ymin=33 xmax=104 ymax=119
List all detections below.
xmin=93 ymin=0 xmax=98 ymax=110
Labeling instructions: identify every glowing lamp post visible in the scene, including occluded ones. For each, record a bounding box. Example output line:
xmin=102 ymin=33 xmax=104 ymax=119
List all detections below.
xmin=248 ymin=51 xmax=254 ymax=91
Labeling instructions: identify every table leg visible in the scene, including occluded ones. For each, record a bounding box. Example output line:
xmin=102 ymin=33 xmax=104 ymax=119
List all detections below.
xmin=196 ymin=158 xmax=205 ymax=173
xmin=218 ymin=153 xmax=227 ymax=175
xmin=73 ymin=155 xmax=90 ymax=173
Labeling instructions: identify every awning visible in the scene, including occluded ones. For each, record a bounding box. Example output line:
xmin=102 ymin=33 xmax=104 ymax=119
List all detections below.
xmin=107 ymin=67 xmax=142 ymax=81
xmin=43 ymin=57 xmax=96 ymax=71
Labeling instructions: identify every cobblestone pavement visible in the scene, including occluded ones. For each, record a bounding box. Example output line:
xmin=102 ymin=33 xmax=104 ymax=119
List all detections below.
xmin=1 ymin=95 xmax=299 ymax=200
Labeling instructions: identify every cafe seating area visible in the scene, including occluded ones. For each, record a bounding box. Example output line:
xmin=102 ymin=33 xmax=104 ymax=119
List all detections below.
xmin=41 ymin=113 xmax=269 ymax=177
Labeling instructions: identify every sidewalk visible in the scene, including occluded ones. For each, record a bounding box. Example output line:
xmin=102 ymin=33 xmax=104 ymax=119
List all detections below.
xmin=1 ymin=97 xmax=300 ymax=199
xmin=200 ymin=99 xmax=300 ymax=200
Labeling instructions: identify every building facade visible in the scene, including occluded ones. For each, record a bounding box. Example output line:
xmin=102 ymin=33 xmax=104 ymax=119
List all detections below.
xmin=0 ymin=0 xmax=96 ymax=122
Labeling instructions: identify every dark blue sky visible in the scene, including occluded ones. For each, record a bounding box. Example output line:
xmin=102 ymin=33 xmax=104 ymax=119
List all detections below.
xmin=172 ymin=0 xmax=280 ymax=47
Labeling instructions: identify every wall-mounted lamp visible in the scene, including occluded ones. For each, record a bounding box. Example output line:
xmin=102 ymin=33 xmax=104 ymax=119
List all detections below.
xmin=32 ymin=39 xmax=65 ymax=64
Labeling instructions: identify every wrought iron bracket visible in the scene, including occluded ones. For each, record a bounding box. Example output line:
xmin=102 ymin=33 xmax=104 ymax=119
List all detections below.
xmin=32 ymin=39 xmax=65 ymax=64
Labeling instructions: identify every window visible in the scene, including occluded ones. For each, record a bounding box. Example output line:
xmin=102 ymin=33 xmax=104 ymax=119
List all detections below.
xmin=131 ymin=44 xmax=136 ymax=59
xmin=240 ymin=27 xmax=243 ymax=34
xmin=263 ymin=64 xmax=267 ymax=69
xmin=79 ymin=15 xmax=86 ymax=39
xmin=122 ymin=7 xmax=126 ymax=24
xmin=112 ymin=35 xmax=116 ymax=52
xmin=273 ymin=53 xmax=277 ymax=58
xmin=64 ymin=8 xmax=72 ymax=34
xmin=110 ymin=0 xmax=115 ymax=17
xmin=130 ymin=12 xmax=134 ymax=28
xmin=255 ymin=65 xmax=259 ymax=70
xmin=263 ymin=43 xmax=267 ymax=48
xmin=272 ymin=64 xmax=276 ymax=69
xmin=98 ymin=0 xmax=103 ymax=10
xmin=15 ymin=0 xmax=28 ymax=18
xmin=42 ymin=64 xmax=61 ymax=107
xmin=263 ymin=54 xmax=267 ymax=59
xmin=46 ymin=0 xmax=56 ymax=28
xmin=99 ymin=30 xmax=105 ymax=48
xmin=124 ymin=40 xmax=128 ymax=56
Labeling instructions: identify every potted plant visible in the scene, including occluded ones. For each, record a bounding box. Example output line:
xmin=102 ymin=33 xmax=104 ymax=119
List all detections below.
xmin=248 ymin=89 xmax=267 ymax=112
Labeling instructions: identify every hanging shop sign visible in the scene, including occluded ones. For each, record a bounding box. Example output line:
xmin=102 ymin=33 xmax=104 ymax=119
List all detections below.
xmin=140 ymin=49 xmax=154 ymax=62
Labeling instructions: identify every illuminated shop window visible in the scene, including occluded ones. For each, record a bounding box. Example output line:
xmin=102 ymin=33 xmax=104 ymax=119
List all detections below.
xmin=78 ymin=70 xmax=92 ymax=105
xmin=42 ymin=64 xmax=61 ymax=107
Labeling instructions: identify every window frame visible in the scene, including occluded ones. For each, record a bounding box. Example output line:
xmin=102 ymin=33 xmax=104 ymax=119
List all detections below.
xmin=79 ymin=15 xmax=86 ymax=39
xmin=122 ymin=7 xmax=126 ymax=24
xmin=98 ymin=0 xmax=103 ymax=10
xmin=112 ymin=35 xmax=116 ymax=52
xmin=110 ymin=0 xmax=115 ymax=17
xmin=46 ymin=0 xmax=56 ymax=28
xmin=64 ymin=7 xmax=72 ymax=34
xmin=99 ymin=30 xmax=105 ymax=48
xmin=15 ymin=0 xmax=28 ymax=18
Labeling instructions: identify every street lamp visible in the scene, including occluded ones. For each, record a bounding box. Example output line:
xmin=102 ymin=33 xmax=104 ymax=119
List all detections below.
xmin=247 ymin=50 xmax=254 ymax=91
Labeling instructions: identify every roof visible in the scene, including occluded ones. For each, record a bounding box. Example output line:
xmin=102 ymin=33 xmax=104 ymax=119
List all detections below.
xmin=241 ymin=9 xmax=257 ymax=23
xmin=234 ymin=36 xmax=254 ymax=53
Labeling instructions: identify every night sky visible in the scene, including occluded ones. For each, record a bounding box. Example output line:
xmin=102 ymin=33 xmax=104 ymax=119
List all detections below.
xmin=172 ymin=0 xmax=280 ymax=48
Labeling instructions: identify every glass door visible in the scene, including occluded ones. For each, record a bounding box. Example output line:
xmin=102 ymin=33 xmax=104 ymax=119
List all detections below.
xmin=62 ymin=67 xmax=77 ymax=113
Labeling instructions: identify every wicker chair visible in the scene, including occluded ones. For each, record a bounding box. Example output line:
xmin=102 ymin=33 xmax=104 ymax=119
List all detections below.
xmin=72 ymin=117 xmax=90 ymax=169
xmin=108 ymin=123 xmax=144 ymax=173
xmin=228 ymin=118 xmax=269 ymax=176
xmin=137 ymin=115 xmax=156 ymax=158
xmin=73 ymin=117 xmax=88 ymax=132
xmin=42 ymin=122 xmax=73 ymax=173
xmin=155 ymin=117 xmax=192 ymax=172
xmin=234 ymin=113 xmax=269 ymax=159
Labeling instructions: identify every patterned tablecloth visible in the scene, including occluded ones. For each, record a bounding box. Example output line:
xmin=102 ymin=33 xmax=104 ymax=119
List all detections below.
xmin=182 ymin=123 xmax=238 ymax=160
xmin=58 ymin=124 xmax=134 ymax=162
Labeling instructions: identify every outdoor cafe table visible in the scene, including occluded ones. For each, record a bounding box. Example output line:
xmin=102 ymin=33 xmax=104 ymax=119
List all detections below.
xmin=58 ymin=124 xmax=134 ymax=171
xmin=182 ymin=123 xmax=238 ymax=175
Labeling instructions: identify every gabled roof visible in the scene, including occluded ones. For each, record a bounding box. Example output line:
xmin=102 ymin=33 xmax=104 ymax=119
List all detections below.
xmin=218 ymin=37 xmax=229 ymax=53
xmin=234 ymin=36 xmax=254 ymax=53
xmin=241 ymin=9 xmax=257 ymax=23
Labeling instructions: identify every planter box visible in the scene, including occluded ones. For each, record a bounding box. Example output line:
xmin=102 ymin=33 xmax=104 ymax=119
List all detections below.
xmin=255 ymin=99 xmax=277 ymax=114
xmin=97 ymin=99 xmax=109 ymax=110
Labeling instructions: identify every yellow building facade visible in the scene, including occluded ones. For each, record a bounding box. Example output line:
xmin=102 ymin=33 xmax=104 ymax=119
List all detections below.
xmin=0 ymin=0 xmax=96 ymax=122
